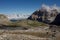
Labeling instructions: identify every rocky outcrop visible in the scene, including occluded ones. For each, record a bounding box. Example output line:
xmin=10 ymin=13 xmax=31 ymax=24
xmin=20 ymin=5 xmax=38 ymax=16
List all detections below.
xmin=28 ymin=10 xmax=44 ymax=21
xmin=28 ymin=9 xmax=58 ymax=23
xmin=0 ymin=14 xmax=10 ymax=25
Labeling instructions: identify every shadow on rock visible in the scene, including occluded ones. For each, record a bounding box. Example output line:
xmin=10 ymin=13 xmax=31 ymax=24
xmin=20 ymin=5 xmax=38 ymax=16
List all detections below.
xmin=50 ymin=13 xmax=60 ymax=26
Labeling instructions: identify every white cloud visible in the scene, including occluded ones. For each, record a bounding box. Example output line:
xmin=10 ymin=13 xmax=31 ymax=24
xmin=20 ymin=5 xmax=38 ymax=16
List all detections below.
xmin=41 ymin=4 xmax=60 ymax=13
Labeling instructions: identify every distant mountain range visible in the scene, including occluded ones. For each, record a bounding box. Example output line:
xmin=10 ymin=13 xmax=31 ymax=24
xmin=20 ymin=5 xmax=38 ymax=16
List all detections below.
xmin=6 ymin=14 xmax=30 ymax=20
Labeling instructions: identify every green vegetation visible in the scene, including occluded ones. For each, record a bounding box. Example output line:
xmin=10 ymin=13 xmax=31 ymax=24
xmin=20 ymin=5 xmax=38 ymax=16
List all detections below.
xmin=27 ymin=20 xmax=47 ymax=27
xmin=11 ymin=20 xmax=48 ymax=27
xmin=0 ymin=14 xmax=48 ymax=27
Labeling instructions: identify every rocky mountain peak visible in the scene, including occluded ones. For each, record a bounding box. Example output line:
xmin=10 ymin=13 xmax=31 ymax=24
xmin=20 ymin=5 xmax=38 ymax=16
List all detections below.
xmin=28 ymin=4 xmax=60 ymax=24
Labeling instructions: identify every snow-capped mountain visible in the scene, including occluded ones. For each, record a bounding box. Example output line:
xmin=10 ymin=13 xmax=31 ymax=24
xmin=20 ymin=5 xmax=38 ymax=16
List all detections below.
xmin=6 ymin=14 xmax=30 ymax=20
xmin=28 ymin=4 xmax=60 ymax=23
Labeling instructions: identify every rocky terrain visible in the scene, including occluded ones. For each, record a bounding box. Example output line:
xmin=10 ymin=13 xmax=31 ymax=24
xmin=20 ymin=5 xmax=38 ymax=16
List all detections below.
xmin=0 ymin=15 xmax=60 ymax=40
xmin=0 ymin=27 xmax=55 ymax=40
xmin=0 ymin=5 xmax=60 ymax=40
xmin=0 ymin=34 xmax=50 ymax=40
xmin=0 ymin=25 xmax=59 ymax=40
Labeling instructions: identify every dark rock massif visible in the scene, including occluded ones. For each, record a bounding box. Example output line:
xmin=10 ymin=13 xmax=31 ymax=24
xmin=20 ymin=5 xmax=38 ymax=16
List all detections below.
xmin=28 ymin=9 xmax=58 ymax=24
xmin=28 ymin=5 xmax=60 ymax=26
xmin=50 ymin=13 xmax=60 ymax=26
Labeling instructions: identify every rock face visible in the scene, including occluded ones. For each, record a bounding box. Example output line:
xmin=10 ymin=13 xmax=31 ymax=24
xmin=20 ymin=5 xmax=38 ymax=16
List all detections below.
xmin=28 ymin=4 xmax=60 ymax=26
xmin=50 ymin=13 xmax=60 ymax=26
xmin=28 ymin=10 xmax=44 ymax=21
xmin=28 ymin=9 xmax=58 ymax=23
xmin=28 ymin=4 xmax=60 ymax=24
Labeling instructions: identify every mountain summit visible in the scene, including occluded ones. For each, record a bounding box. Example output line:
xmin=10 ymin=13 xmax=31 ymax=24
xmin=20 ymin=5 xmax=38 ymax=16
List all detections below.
xmin=28 ymin=4 xmax=60 ymax=24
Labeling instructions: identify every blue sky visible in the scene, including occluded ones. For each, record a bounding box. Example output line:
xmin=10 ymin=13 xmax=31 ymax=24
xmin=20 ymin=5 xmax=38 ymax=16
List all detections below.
xmin=0 ymin=0 xmax=60 ymax=15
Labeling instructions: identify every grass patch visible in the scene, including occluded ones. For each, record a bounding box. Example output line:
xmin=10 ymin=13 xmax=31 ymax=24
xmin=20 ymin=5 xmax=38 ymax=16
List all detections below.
xmin=15 ymin=20 xmax=48 ymax=27
xmin=9 ymin=20 xmax=47 ymax=27
xmin=2 ymin=20 xmax=48 ymax=28
xmin=27 ymin=20 xmax=47 ymax=27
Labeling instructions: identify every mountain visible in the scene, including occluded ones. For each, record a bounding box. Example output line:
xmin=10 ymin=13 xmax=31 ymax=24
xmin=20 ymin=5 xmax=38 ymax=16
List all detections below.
xmin=6 ymin=14 xmax=30 ymax=20
xmin=28 ymin=4 xmax=59 ymax=24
